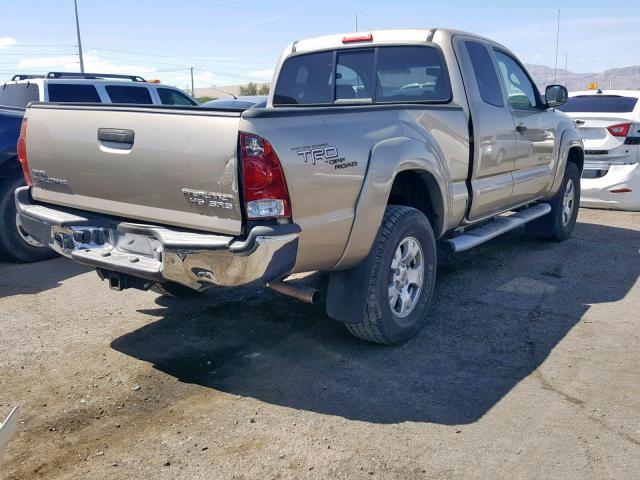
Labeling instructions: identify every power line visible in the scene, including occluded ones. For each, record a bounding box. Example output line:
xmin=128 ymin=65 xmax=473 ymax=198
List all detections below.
xmin=0 ymin=52 xmax=77 ymax=55
xmin=83 ymin=46 xmax=274 ymax=64
xmin=179 ymin=0 xmax=352 ymax=17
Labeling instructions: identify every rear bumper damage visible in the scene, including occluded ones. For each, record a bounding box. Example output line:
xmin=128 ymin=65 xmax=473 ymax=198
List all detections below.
xmin=580 ymin=162 xmax=640 ymax=211
xmin=15 ymin=187 xmax=299 ymax=289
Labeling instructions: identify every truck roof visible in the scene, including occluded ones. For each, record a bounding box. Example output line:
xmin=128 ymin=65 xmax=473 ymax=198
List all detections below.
xmin=287 ymin=28 xmax=504 ymax=55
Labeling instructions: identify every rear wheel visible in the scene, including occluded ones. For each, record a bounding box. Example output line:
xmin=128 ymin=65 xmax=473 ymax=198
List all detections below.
xmin=0 ymin=174 xmax=57 ymax=263
xmin=151 ymin=282 xmax=203 ymax=298
xmin=345 ymin=206 xmax=437 ymax=345
xmin=525 ymin=162 xmax=580 ymax=241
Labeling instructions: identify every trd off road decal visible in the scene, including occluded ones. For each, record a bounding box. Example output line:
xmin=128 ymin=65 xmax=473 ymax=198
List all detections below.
xmin=291 ymin=144 xmax=357 ymax=170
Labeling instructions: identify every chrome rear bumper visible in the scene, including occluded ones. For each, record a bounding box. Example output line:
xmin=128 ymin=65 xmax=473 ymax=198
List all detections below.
xmin=15 ymin=187 xmax=299 ymax=289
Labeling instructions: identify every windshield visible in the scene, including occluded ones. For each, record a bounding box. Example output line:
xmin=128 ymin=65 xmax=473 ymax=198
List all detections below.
xmin=559 ymin=95 xmax=638 ymax=113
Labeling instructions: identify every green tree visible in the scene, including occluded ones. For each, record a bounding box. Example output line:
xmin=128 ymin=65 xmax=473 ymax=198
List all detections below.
xmin=240 ymin=82 xmax=258 ymax=96
xmin=258 ymin=84 xmax=270 ymax=95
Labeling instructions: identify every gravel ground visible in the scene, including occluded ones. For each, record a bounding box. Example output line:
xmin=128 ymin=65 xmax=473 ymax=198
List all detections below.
xmin=0 ymin=207 xmax=639 ymax=479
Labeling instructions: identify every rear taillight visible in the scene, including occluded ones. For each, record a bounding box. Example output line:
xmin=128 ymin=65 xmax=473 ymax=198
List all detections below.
xmin=240 ymin=132 xmax=291 ymax=219
xmin=607 ymin=122 xmax=631 ymax=137
xmin=17 ymin=118 xmax=31 ymax=186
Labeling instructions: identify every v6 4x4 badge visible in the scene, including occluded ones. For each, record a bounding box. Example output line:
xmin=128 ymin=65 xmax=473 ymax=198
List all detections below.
xmin=292 ymin=144 xmax=357 ymax=170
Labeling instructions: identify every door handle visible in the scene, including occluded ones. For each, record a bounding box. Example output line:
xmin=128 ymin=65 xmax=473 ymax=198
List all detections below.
xmin=97 ymin=128 xmax=135 ymax=145
xmin=516 ymin=124 xmax=527 ymax=133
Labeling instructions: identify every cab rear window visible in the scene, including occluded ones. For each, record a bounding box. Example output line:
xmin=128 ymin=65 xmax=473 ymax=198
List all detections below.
xmin=559 ymin=95 xmax=638 ymax=113
xmin=273 ymin=45 xmax=450 ymax=106
xmin=0 ymin=83 xmax=39 ymax=107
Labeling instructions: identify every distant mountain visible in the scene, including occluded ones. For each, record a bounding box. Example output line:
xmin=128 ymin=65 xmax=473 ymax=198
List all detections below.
xmin=192 ymin=65 xmax=640 ymax=100
xmin=526 ymin=63 xmax=640 ymax=92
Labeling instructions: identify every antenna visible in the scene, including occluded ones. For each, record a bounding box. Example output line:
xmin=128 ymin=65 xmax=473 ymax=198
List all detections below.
xmin=553 ymin=10 xmax=560 ymax=83
xmin=190 ymin=66 xmax=195 ymax=97
xmin=208 ymin=86 xmax=237 ymax=100
xmin=355 ymin=13 xmax=358 ymax=32
xmin=73 ymin=0 xmax=84 ymax=73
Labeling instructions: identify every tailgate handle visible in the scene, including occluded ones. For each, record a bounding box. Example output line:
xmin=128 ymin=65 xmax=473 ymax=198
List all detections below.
xmin=97 ymin=128 xmax=135 ymax=145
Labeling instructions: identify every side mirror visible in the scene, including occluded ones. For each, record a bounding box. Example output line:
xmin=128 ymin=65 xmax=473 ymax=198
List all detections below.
xmin=545 ymin=84 xmax=568 ymax=107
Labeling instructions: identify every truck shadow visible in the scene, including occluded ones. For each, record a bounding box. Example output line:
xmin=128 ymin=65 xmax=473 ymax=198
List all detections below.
xmin=0 ymin=257 xmax=89 ymax=299
xmin=111 ymin=218 xmax=639 ymax=425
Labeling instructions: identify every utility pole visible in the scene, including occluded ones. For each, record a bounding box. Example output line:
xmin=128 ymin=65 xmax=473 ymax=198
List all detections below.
xmin=73 ymin=0 xmax=85 ymax=73
xmin=553 ymin=10 xmax=560 ymax=83
xmin=355 ymin=13 xmax=358 ymax=32
xmin=564 ymin=51 xmax=568 ymax=87
xmin=190 ymin=66 xmax=195 ymax=97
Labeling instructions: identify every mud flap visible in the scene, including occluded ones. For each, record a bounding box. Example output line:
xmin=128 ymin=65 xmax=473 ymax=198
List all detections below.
xmin=326 ymin=250 xmax=377 ymax=324
xmin=0 ymin=405 xmax=19 ymax=465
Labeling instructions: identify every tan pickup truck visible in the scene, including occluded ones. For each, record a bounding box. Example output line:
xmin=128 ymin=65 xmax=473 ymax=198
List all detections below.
xmin=15 ymin=29 xmax=584 ymax=344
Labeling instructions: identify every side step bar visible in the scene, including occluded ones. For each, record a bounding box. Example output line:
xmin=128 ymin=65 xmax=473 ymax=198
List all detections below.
xmin=444 ymin=203 xmax=551 ymax=253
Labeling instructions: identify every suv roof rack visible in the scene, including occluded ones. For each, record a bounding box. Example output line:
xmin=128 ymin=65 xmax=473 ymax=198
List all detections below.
xmin=11 ymin=74 xmax=46 ymax=81
xmin=45 ymin=72 xmax=146 ymax=82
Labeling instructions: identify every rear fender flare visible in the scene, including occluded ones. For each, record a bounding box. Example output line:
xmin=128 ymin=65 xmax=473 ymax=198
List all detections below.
xmin=543 ymin=126 xmax=583 ymax=200
xmin=331 ymin=136 xmax=450 ymax=271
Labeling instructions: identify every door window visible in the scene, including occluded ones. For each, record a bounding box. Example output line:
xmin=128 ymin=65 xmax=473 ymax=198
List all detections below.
xmin=493 ymin=50 xmax=539 ymax=109
xmin=105 ymin=85 xmax=153 ymax=104
xmin=48 ymin=83 xmax=101 ymax=102
xmin=465 ymin=41 xmax=503 ymax=107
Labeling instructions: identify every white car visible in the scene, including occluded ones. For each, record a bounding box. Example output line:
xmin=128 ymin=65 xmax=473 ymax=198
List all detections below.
xmin=560 ymin=90 xmax=640 ymax=211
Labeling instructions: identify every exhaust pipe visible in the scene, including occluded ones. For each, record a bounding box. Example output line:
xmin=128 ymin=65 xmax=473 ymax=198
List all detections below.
xmin=267 ymin=280 xmax=319 ymax=304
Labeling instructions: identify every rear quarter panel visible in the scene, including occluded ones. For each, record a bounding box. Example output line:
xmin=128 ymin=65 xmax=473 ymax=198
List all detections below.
xmin=241 ymin=105 xmax=469 ymax=272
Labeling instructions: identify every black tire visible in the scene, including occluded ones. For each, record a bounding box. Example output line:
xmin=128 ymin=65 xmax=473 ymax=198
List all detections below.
xmin=525 ymin=162 xmax=580 ymax=241
xmin=0 ymin=174 xmax=57 ymax=263
xmin=151 ymin=282 xmax=203 ymax=298
xmin=345 ymin=206 xmax=437 ymax=345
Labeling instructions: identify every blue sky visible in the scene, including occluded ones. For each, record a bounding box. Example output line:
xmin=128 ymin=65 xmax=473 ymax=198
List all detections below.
xmin=1 ymin=0 xmax=639 ymax=88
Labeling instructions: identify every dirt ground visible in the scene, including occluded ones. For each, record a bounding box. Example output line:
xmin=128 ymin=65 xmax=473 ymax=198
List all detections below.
xmin=0 ymin=207 xmax=639 ymax=479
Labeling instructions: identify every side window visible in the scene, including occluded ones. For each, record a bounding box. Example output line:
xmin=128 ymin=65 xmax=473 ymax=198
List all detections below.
xmin=335 ymin=49 xmax=374 ymax=101
xmin=464 ymin=41 xmax=504 ymax=107
xmin=493 ymin=51 xmax=538 ymax=109
xmin=48 ymin=84 xmax=101 ymax=103
xmin=0 ymin=83 xmax=39 ymax=107
xmin=105 ymin=85 xmax=153 ymax=104
xmin=157 ymin=88 xmax=196 ymax=106
xmin=273 ymin=51 xmax=333 ymax=105
xmin=375 ymin=46 xmax=451 ymax=102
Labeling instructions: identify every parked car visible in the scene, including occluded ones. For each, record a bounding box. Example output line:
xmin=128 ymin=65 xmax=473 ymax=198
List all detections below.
xmin=0 ymin=72 xmax=197 ymax=262
xmin=15 ymin=29 xmax=583 ymax=344
xmin=201 ymin=96 xmax=267 ymax=110
xmin=559 ymin=90 xmax=640 ymax=211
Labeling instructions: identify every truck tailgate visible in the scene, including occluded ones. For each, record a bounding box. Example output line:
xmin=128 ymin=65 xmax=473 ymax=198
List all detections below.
xmin=24 ymin=104 xmax=243 ymax=235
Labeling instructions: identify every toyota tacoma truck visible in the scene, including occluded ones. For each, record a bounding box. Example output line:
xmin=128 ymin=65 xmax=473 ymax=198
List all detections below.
xmin=15 ymin=29 xmax=584 ymax=344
